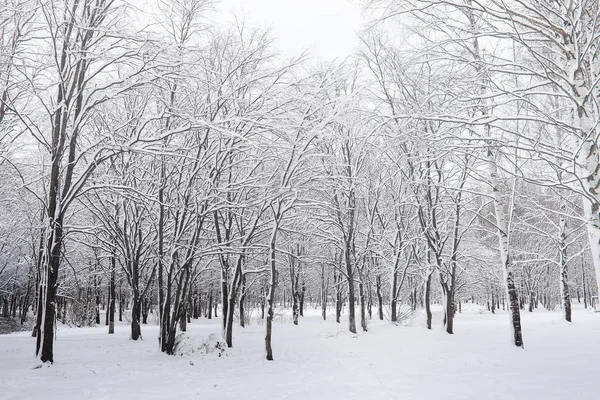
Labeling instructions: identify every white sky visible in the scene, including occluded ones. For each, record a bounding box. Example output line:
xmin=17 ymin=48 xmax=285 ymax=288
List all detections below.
xmin=217 ymin=0 xmax=363 ymax=60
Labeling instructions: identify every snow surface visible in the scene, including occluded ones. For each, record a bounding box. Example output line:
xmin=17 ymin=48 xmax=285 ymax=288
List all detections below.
xmin=1 ymin=304 xmax=599 ymax=399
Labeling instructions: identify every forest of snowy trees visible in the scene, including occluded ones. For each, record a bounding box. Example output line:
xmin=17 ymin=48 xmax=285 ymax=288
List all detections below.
xmin=1 ymin=0 xmax=600 ymax=365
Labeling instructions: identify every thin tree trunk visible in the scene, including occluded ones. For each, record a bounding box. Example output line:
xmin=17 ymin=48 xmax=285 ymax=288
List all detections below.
xmin=321 ymin=265 xmax=327 ymax=321
xmin=466 ymin=3 xmax=523 ymax=348
xmin=265 ymin=222 xmax=278 ymax=361
xmin=376 ymin=275 xmax=383 ymax=321
xmin=559 ymin=213 xmax=572 ymax=322
xmin=208 ymin=289 xmax=213 ymax=319
xmin=292 ymin=291 xmax=299 ymax=325
xmin=335 ymin=270 xmax=342 ymax=323
xmin=582 ymin=260 xmax=588 ymax=309
xmin=239 ymin=277 xmax=246 ymax=328
xmin=94 ymin=271 xmax=100 ymax=325
xmin=119 ymin=287 xmax=123 ymax=322
xmin=359 ymin=279 xmax=367 ymax=332
xmin=108 ymin=253 xmax=115 ymax=334
xmin=299 ymin=281 xmax=305 ymax=317
xmin=345 ymin=242 xmax=357 ymax=334
xmin=442 ymin=281 xmax=454 ymax=334
xmin=391 ymin=271 xmax=398 ymax=322
xmin=425 ymin=270 xmax=432 ymax=329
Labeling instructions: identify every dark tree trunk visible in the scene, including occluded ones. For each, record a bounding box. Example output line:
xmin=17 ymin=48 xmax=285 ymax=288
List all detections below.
xmin=425 ymin=271 xmax=432 ymax=329
xmin=347 ymin=278 xmax=356 ymax=333
xmin=265 ymin=224 xmax=278 ymax=361
xmin=31 ymin=218 xmax=44 ymax=337
xmin=506 ymin=271 xmax=524 ymax=347
xmin=335 ymin=270 xmax=342 ymax=324
xmin=528 ymin=292 xmax=535 ymax=313
xmin=344 ymin=243 xmax=357 ymax=334
xmin=376 ymin=275 xmax=383 ymax=321
xmin=108 ymin=255 xmax=116 ymax=334
xmin=105 ymin=284 xmax=110 ymax=326
xmin=94 ymin=273 xmax=101 ymax=325
xmin=208 ymin=290 xmax=213 ymax=319
xmin=179 ymin=307 xmax=187 ymax=332
xmin=222 ymin=270 xmax=229 ymax=333
xmin=119 ymin=286 xmax=123 ymax=322
xmin=142 ymin=297 xmax=149 ymax=324
xmin=445 ymin=290 xmax=454 ymax=334
xmin=32 ymin=286 xmax=42 ymax=338
xmin=37 ymin=221 xmax=63 ymax=363
xmin=292 ymin=291 xmax=299 ymax=325
xmin=413 ymin=288 xmax=418 ymax=311
xmin=321 ymin=265 xmax=327 ymax=321
xmin=131 ymin=296 xmax=142 ymax=341
xmin=20 ymin=287 xmax=30 ymax=325
xmin=221 ymin=260 xmax=243 ymax=348
xmin=359 ymin=280 xmax=367 ymax=332
xmin=367 ymin=279 xmax=373 ymax=320
xmin=239 ymin=277 xmax=246 ymax=328
xmin=193 ymin=293 xmax=199 ymax=319
xmin=299 ymin=281 xmax=305 ymax=317
xmin=225 ymin=292 xmax=236 ymax=347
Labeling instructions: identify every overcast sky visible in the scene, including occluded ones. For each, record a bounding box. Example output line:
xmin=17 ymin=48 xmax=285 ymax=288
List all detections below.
xmin=217 ymin=0 xmax=363 ymax=60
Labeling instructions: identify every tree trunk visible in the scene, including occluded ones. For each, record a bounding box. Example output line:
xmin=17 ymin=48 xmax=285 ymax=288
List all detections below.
xmin=425 ymin=271 xmax=432 ymax=329
xmin=582 ymin=260 xmax=588 ymax=309
xmin=225 ymin=292 xmax=236 ymax=347
xmin=208 ymin=289 xmax=213 ymax=319
xmin=321 ymin=265 xmax=327 ymax=321
xmin=221 ymin=270 xmax=228 ymax=332
xmin=444 ymin=285 xmax=454 ymax=334
xmin=292 ymin=291 xmax=299 ymax=325
xmin=105 ymin=283 xmax=110 ymax=326
xmin=391 ymin=270 xmax=398 ymax=322
xmin=142 ymin=297 xmax=149 ymax=324
xmin=131 ymin=296 xmax=142 ymax=341
xmin=193 ymin=293 xmax=199 ymax=319
xmin=528 ymin=292 xmax=534 ymax=312
xmin=559 ymin=214 xmax=572 ymax=322
xmin=108 ymin=255 xmax=115 ymax=334
xmin=299 ymin=281 xmax=305 ymax=317
xmin=376 ymin=275 xmax=383 ymax=321
xmin=94 ymin=273 xmax=101 ymax=325
xmin=359 ymin=279 xmax=367 ymax=332
xmin=367 ymin=280 xmax=373 ymax=320
xmin=335 ymin=270 xmax=342 ymax=323
xmin=37 ymin=221 xmax=63 ymax=363
xmin=466 ymin=4 xmax=523 ymax=347
xmin=239 ymin=277 xmax=246 ymax=328
xmin=265 ymin=223 xmax=278 ymax=361
xmin=179 ymin=307 xmax=187 ymax=332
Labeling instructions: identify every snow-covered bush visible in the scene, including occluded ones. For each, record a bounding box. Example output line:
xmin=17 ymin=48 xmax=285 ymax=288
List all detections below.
xmin=173 ymin=333 xmax=227 ymax=358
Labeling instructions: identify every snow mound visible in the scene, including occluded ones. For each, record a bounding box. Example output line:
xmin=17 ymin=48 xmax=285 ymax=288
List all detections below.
xmin=173 ymin=333 xmax=227 ymax=358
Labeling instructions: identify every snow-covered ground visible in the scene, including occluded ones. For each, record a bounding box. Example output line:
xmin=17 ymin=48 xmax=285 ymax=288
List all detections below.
xmin=1 ymin=304 xmax=599 ymax=399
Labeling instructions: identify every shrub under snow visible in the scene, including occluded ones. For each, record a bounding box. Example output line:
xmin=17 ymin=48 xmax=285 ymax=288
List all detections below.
xmin=173 ymin=333 xmax=227 ymax=358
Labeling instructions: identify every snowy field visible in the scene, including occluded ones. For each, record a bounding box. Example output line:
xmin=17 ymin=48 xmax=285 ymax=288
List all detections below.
xmin=1 ymin=304 xmax=599 ymax=400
